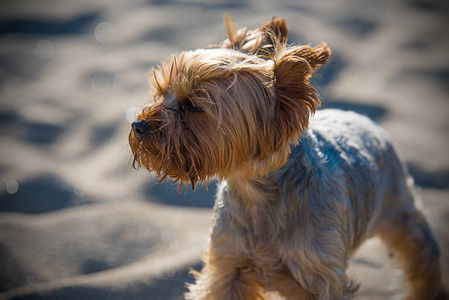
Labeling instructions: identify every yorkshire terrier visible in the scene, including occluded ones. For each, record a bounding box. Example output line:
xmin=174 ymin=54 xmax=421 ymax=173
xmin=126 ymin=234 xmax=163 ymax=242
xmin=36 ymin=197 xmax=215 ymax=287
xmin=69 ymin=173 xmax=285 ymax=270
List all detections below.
xmin=129 ymin=17 xmax=444 ymax=300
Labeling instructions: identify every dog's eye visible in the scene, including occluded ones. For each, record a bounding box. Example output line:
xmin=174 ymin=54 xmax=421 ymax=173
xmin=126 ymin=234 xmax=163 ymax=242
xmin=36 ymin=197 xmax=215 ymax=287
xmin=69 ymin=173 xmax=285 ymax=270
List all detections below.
xmin=180 ymin=101 xmax=202 ymax=112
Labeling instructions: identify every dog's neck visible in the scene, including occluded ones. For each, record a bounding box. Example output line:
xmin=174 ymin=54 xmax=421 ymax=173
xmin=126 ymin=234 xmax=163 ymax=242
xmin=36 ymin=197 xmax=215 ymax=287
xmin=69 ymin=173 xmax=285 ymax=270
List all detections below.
xmin=224 ymin=141 xmax=295 ymax=214
xmin=224 ymin=171 xmax=289 ymax=238
xmin=245 ymin=147 xmax=292 ymax=180
xmin=226 ymin=173 xmax=279 ymax=205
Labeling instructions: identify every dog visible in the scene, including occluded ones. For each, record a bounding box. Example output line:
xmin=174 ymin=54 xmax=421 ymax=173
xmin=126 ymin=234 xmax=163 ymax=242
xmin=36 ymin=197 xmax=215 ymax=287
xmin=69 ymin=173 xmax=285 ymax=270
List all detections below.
xmin=129 ymin=17 xmax=444 ymax=300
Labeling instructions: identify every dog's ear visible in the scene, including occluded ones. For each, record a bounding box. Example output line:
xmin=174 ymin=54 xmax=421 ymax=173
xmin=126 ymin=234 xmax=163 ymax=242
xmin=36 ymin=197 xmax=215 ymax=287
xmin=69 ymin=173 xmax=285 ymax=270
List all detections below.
xmin=260 ymin=17 xmax=289 ymax=42
xmin=292 ymin=43 xmax=331 ymax=72
xmin=222 ymin=15 xmax=289 ymax=55
xmin=271 ymin=43 xmax=331 ymax=148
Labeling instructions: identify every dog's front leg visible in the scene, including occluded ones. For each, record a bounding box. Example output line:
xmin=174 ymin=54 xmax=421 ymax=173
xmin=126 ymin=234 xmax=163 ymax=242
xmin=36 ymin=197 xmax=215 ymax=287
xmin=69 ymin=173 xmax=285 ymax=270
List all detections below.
xmin=185 ymin=237 xmax=265 ymax=300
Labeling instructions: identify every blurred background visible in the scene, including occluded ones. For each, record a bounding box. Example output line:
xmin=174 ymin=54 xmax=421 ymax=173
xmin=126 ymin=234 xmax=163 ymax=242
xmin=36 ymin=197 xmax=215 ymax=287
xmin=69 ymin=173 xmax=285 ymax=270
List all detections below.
xmin=0 ymin=0 xmax=448 ymax=299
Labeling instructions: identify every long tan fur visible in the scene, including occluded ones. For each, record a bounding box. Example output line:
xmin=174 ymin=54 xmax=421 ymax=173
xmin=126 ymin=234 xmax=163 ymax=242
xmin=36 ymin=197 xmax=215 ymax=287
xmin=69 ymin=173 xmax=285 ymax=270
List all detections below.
xmin=129 ymin=16 xmax=444 ymax=300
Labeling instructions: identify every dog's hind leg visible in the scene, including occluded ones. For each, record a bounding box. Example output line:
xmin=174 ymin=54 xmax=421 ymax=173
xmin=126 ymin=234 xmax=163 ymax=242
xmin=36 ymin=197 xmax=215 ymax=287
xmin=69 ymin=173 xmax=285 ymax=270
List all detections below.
xmin=376 ymin=175 xmax=443 ymax=299
xmin=378 ymin=209 xmax=443 ymax=299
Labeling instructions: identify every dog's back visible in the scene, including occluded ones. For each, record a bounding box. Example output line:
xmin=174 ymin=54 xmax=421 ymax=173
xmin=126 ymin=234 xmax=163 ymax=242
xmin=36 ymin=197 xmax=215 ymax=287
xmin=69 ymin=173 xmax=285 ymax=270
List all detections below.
xmin=283 ymin=109 xmax=408 ymax=250
xmin=278 ymin=109 xmax=442 ymax=299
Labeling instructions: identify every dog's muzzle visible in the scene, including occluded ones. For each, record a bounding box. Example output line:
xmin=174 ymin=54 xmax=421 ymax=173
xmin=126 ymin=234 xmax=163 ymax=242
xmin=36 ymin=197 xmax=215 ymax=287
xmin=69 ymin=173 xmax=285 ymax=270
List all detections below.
xmin=131 ymin=120 xmax=149 ymax=142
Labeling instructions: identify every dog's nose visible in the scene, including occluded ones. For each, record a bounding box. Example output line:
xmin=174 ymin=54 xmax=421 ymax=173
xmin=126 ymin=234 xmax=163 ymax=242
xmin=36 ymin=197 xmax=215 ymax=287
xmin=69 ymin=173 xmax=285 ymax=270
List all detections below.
xmin=131 ymin=120 xmax=149 ymax=141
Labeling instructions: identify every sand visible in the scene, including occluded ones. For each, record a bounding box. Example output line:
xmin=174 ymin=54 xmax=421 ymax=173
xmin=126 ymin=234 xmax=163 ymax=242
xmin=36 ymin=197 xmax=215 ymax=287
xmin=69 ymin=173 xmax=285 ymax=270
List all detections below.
xmin=0 ymin=0 xmax=448 ymax=299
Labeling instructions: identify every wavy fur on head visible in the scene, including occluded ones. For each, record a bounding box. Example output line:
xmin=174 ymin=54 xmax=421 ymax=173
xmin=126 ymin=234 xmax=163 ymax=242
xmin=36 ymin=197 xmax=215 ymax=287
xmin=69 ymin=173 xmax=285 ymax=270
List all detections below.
xmin=129 ymin=39 xmax=330 ymax=187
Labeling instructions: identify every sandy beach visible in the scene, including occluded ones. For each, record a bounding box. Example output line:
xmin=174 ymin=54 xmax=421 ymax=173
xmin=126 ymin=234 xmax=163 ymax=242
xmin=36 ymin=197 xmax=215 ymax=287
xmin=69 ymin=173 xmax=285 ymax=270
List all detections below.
xmin=0 ymin=0 xmax=448 ymax=299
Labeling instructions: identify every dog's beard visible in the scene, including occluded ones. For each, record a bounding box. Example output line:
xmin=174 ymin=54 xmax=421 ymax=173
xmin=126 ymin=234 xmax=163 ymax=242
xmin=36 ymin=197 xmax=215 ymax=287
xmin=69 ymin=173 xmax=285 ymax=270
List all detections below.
xmin=129 ymin=110 xmax=206 ymax=189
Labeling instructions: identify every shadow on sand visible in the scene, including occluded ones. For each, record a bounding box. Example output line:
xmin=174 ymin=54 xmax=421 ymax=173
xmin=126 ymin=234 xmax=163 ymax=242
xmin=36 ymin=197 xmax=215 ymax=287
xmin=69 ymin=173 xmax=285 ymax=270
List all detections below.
xmin=0 ymin=14 xmax=98 ymax=37
xmin=0 ymin=174 xmax=90 ymax=214
xmin=143 ymin=180 xmax=217 ymax=208
xmin=407 ymin=163 xmax=449 ymax=190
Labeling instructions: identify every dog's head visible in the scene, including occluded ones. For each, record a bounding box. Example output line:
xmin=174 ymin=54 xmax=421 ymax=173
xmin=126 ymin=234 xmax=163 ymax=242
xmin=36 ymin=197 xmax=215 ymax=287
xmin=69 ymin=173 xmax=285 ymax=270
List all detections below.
xmin=129 ymin=35 xmax=330 ymax=189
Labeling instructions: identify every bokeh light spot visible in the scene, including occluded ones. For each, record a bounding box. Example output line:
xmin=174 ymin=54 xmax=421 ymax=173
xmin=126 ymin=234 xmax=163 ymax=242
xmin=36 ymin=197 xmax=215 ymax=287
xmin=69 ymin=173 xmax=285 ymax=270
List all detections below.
xmin=95 ymin=22 xmax=117 ymax=44
xmin=160 ymin=231 xmax=173 ymax=243
xmin=126 ymin=107 xmax=141 ymax=123
xmin=6 ymin=180 xmax=19 ymax=194
xmin=74 ymin=185 xmax=85 ymax=197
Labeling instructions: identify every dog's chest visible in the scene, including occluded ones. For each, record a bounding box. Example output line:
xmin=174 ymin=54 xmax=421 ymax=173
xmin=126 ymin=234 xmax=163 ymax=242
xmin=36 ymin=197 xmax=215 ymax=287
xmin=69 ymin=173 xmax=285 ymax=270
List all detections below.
xmin=215 ymin=183 xmax=302 ymax=257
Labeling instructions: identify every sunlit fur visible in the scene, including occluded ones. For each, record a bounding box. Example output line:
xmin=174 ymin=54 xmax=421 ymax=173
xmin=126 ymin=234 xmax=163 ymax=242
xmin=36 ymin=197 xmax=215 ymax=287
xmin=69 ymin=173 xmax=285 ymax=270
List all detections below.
xmin=220 ymin=15 xmax=289 ymax=57
xmin=129 ymin=41 xmax=329 ymax=187
xmin=129 ymin=18 xmax=444 ymax=300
